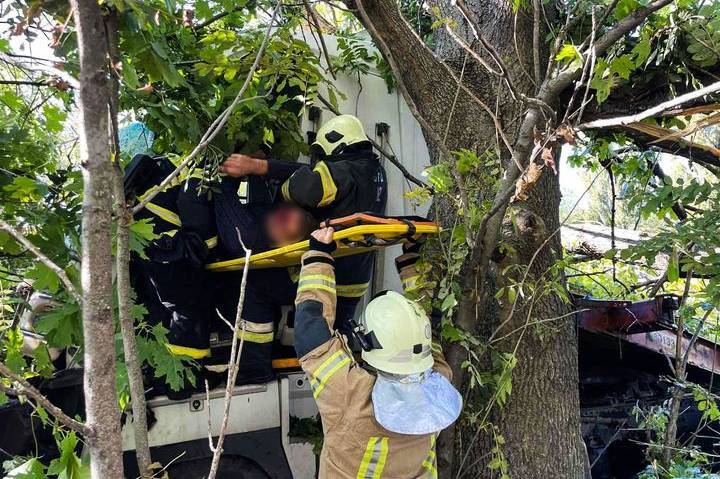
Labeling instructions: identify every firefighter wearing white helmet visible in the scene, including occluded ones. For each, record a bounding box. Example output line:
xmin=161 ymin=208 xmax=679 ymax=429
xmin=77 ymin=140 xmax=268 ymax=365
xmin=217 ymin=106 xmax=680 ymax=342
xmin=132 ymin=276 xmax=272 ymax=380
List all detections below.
xmin=293 ymin=227 xmax=462 ymax=479
xmin=310 ymin=114 xmax=370 ymax=158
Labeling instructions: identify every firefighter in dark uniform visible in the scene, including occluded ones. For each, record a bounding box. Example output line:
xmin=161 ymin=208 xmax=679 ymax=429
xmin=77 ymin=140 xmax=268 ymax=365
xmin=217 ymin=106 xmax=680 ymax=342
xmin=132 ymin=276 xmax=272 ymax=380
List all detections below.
xmin=216 ymin=114 xmax=387 ymax=384
xmin=126 ymin=154 xmax=217 ymax=364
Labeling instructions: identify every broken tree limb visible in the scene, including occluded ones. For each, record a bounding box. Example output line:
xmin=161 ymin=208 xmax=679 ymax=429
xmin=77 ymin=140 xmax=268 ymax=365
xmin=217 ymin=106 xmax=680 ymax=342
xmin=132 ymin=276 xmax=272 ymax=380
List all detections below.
xmin=578 ymin=81 xmax=720 ymax=129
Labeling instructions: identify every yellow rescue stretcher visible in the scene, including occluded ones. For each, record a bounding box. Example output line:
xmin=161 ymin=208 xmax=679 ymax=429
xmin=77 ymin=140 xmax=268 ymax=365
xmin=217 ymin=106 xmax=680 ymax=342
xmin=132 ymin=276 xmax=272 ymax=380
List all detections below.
xmin=206 ymin=213 xmax=439 ymax=272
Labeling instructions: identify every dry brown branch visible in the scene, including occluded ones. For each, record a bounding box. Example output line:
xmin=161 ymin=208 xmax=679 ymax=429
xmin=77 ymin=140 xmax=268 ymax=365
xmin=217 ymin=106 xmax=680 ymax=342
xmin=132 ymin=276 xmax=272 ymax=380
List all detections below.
xmin=302 ymin=0 xmax=336 ymax=79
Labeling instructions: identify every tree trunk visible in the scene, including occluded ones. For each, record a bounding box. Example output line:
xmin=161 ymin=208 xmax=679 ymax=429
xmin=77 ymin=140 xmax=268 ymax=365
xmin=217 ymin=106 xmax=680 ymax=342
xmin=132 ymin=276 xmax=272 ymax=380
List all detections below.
xmin=105 ymin=10 xmax=154 ymax=476
xmin=71 ymin=1 xmax=124 ymax=477
xmin=350 ymin=0 xmax=585 ymax=477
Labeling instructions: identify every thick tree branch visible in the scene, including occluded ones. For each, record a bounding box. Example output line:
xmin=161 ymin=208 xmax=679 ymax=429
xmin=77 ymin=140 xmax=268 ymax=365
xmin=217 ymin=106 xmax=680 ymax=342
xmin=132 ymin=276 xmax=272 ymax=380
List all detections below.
xmin=616 ymin=122 xmax=720 ymax=169
xmin=545 ymin=0 xmax=674 ymax=99
xmin=0 ymin=219 xmax=81 ymax=304
xmin=0 ymin=362 xmax=90 ymax=436
xmin=579 ymin=81 xmax=720 ymax=129
xmin=71 ymin=0 xmax=125 ymax=476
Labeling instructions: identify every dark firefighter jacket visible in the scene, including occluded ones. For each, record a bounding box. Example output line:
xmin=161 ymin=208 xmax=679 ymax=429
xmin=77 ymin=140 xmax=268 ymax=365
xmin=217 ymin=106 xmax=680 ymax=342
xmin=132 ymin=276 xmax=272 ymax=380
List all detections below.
xmin=293 ymin=247 xmax=449 ymax=479
xmin=129 ymin=156 xmax=217 ymax=359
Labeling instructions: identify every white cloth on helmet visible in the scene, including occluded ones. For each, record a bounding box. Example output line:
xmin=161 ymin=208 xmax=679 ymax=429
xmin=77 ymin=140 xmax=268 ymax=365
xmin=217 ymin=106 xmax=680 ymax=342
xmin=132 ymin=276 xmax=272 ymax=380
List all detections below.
xmin=371 ymin=368 xmax=462 ymax=435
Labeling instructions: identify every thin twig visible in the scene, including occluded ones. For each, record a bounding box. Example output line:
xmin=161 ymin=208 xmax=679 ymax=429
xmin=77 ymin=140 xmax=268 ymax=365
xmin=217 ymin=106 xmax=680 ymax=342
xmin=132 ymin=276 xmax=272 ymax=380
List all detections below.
xmin=302 ymin=0 xmax=336 ymax=79
xmin=207 ymin=229 xmax=252 ymax=479
xmin=0 ymin=219 xmax=81 ymax=304
xmin=0 ymin=362 xmax=90 ymax=436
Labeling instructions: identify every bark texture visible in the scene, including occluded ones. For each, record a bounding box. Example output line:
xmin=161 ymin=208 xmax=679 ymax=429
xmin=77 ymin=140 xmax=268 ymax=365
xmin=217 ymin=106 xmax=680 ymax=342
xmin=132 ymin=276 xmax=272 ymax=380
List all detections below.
xmin=350 ymin=0 xmax=585 ymax=477
xmin=105 ymin=10 xmax=153 ymax=476
xmin=71 ymin=1 xmax=124 ymax=477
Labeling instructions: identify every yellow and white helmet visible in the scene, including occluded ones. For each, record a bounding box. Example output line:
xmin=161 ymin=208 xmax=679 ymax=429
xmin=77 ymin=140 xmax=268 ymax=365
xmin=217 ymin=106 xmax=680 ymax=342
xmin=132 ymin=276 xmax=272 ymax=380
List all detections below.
xmin=359 ymin=291 xmax=434 ymax=375
xmin=311 ymin=114 xmax=369 ymax=158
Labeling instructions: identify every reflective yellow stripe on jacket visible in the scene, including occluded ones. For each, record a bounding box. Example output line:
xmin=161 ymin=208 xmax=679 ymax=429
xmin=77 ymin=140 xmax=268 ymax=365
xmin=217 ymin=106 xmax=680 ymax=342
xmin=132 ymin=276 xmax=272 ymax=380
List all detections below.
xmin=422 ymin=435 xmax=438 ymax=478
xmin=145 ymin=202 xmax=182 ymax=227
xmin=357 ymin=436 xmax=389 ymax=479
xmin=313 ymin=161 xmax=337 ymax=207
xmin=309 ymin=349 xmax=350 ymax=399
xmin=298 ymin=274 xmax=336 ymax=295
xmin=337 ymin=282 xmax=370 ymax=298
xmin=236 ymin=320 xmax=274 ymax=344
xmin=165 ymin=343 xmax=210 ymax=359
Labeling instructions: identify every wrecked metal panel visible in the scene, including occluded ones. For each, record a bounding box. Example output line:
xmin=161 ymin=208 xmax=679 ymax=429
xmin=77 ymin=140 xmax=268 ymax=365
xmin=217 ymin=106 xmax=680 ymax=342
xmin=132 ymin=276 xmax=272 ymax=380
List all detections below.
xmin=577 ymin=295 xmax=678 ymax=334
xmin=623 ymin=330 xmax=720 ymax=373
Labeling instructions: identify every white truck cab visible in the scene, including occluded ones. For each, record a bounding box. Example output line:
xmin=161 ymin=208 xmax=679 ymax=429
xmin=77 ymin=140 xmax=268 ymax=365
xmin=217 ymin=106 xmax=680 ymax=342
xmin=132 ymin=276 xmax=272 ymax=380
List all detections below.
xmin=121 ymin=371 xmax=319 ymax=478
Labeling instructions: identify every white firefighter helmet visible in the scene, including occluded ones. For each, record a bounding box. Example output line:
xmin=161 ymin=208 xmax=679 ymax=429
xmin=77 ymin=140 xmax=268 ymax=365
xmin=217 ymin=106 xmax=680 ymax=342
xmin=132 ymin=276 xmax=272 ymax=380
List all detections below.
xmin=360 ymin=291 xmax=434 ymax=375
xmin=311 ymin=114 xmax=369 ymax=157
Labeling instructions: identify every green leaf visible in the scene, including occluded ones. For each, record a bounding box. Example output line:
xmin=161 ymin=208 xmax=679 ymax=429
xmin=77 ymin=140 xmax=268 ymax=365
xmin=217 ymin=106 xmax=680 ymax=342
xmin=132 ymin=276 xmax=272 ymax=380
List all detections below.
xmin=47 ymin=432 xmax=90 ymax=479
xmin=614 ymin=0 xmax=640 ymax=20
xmin=590 ymin=76 xmax=613 ymax=104
xmin=129 ymin=218 xmax=159 ymax=259
xmin=35 ymin=302 xmax=82 ymax=349
xmin=668 ymin=249 xmax=679 ymax=282
xmin=555 ymin=44 xmax=583 ymax=71
xmin=0 ymin=38 xmax=10 ymax=53
xmin=4 ymin=457 xmax=47 ymax=479
xmin=43 ymin=105 xmax=67 ymax=133
xmin=609 ymin=55 xmax=635 ymax=80
xmin=26 ymin=263 xmax=61 ymax=294
xmin=632 ymin=38 xmax=652 ymax=66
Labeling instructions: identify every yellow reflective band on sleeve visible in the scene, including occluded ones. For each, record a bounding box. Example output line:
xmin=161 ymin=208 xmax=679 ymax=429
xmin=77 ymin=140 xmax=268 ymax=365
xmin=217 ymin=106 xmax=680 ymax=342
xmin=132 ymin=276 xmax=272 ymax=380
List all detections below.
xmin=357 ymin=436 xmax=389 ymax=479
xmin=237 ymin=330 xmax=274 ymax=343
xmin=281 ymin=179 xmax=291 ymax=201
xmin=313 ymin=161 xmax=337 ymax=207
xmin=165 ymin=343 xmax=210 ymax=359
xmin=145 ymin=202 xmax=182 ymax=227
xmin=297 ymin=274 xmax=336 ymax=294
xmin=309 ymin=349 xmax=350 ymax=399
xmin=236 ymin=320 xmax=274 ymax=343
xmin=337 ymin=282 xmax=370 ymax=298
xmin=205 ymin=236 xmax=218 ymax=249
xmin=422 ymin=435 xmax=438 ymax=478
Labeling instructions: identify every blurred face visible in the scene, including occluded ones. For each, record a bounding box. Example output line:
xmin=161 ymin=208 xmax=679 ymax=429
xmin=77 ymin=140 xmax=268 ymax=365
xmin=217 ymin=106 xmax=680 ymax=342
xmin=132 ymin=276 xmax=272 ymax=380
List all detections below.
xmin=265 ymin=204 xmax=312 ymax=246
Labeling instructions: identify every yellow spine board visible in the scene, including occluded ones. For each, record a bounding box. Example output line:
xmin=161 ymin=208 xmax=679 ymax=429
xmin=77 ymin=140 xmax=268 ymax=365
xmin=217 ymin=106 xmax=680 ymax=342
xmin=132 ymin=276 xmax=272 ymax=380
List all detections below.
xmin=207 ymin=224 xmax=439 ymax=272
